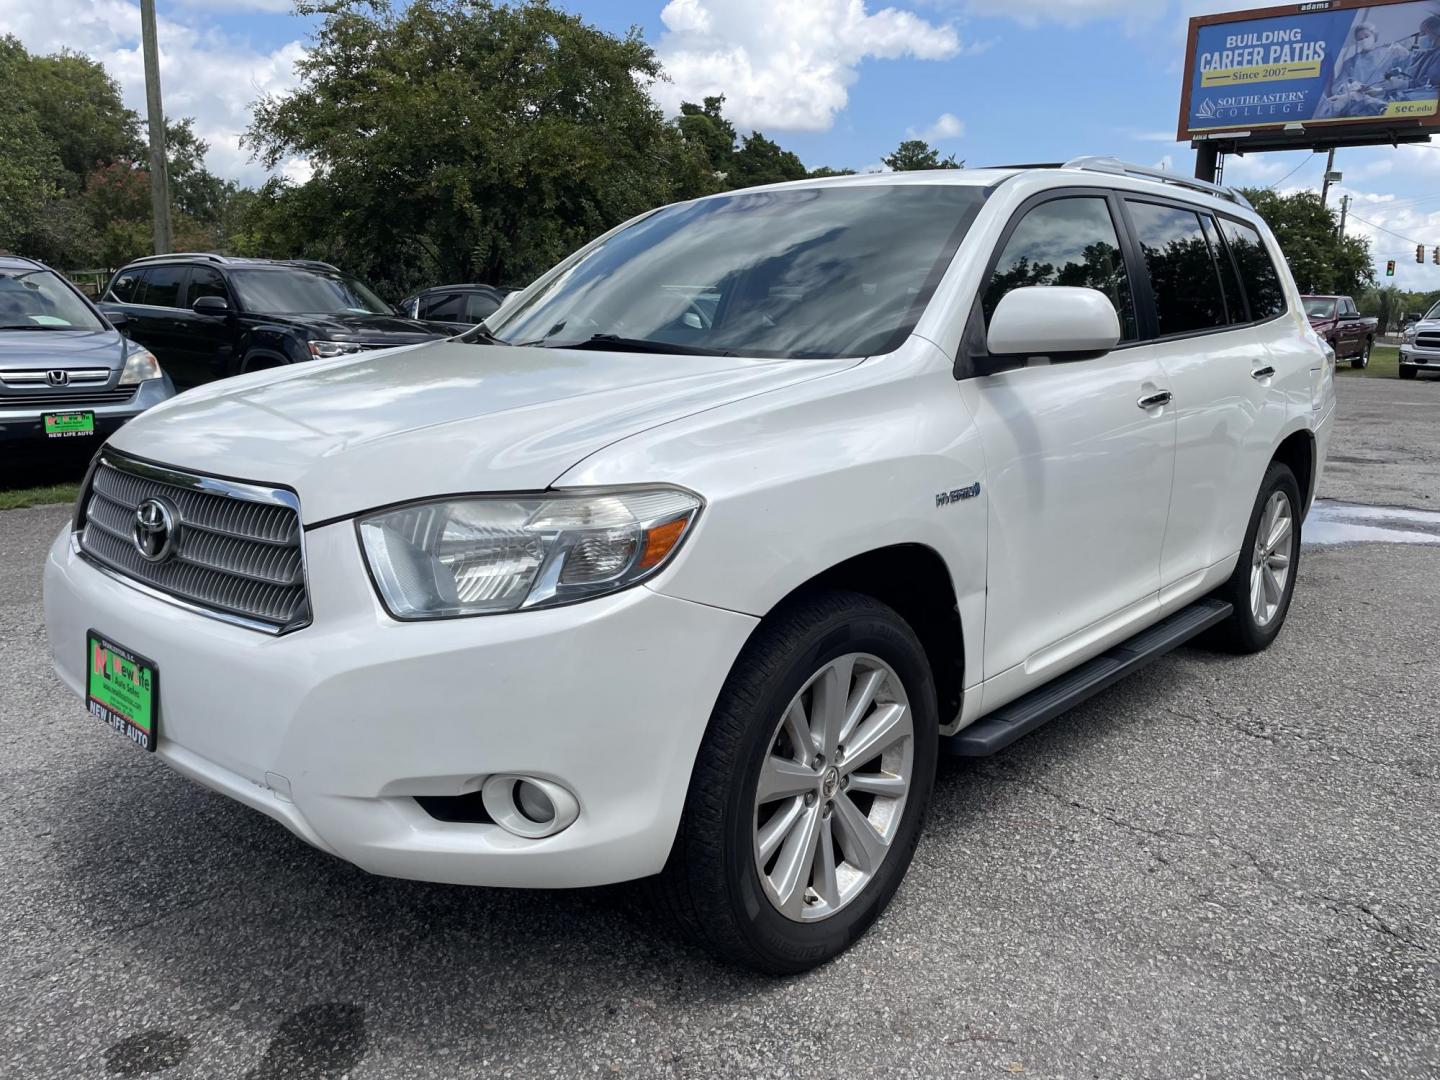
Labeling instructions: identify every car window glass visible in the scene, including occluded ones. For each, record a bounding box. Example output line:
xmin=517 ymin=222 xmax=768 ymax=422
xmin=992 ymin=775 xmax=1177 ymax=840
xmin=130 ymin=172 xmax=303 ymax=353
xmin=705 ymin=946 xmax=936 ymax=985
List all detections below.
xmin=228 ymin=269 xmax=392 ymax=315
xmin=419 ymin=292 xmax=465 ymax=320
xmin=1200 ymin=214 xmax=1247 ymax=325
xmin=1219 ymin=218 xmax=1286 ymax=320
xmin=188 ymin=267 xmax=229 ymax=304
xmin=138 ymin=266 xmax=185 ymax=308
xmin=1342 ymin=298 xmax=1357 ymax=316
xmin=982 ymin=196 xmax=1138 ymax=341
xmin=463 ymin=291 xmax=501 ymax=322
xmin=0 ymin=268 xmax=105 ymax=330
xmin=1127 ymin=201 xmax=1229 ymax=336
xmin=109 ymin=270 xmax=141 ymax=304
xmin=492 ymin=185 xmax=988 ymax=359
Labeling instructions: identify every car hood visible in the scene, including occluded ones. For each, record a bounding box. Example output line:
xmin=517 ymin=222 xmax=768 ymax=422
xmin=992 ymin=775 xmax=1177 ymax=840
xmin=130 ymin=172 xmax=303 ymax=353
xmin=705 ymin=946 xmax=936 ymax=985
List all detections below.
xmin=1409 ymin=319 xmax=1440 ymax=334
xmin=108 ymin=340 xmax=857 ymax=524
xmin=0 ymin=328 xmax=127 ymax=368
xmin=263 ymin=311 xmax=449 ymax=341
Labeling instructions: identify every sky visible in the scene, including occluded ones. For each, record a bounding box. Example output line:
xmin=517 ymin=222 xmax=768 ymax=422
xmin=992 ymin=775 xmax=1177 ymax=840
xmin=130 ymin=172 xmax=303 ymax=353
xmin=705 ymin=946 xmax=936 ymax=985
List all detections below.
xmin=4 ymin=0 xmax=1440 ymax=289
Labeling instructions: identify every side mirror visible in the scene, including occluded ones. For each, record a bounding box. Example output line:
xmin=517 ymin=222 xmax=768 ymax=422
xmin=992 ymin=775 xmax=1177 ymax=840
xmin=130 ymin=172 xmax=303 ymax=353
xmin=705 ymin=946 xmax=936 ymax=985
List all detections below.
xmin=983 ymin=286 xmax=1121 ymax=369
xmin=106 ymin=311 xmax=130 ymax=329
xmin=192 ymin=295 xmax=230 ymax=317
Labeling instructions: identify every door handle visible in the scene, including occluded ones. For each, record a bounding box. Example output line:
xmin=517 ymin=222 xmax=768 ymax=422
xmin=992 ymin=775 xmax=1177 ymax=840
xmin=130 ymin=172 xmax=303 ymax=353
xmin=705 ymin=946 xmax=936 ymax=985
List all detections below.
xmin=1136 ymin=390 xmax=1172 ymax=409
xmin=1251 ymin=365 xmax=1276 ymax=380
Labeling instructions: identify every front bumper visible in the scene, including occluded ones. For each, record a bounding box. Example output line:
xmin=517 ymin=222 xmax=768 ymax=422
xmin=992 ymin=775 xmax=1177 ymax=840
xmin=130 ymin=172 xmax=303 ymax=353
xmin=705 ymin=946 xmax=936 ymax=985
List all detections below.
xmin=44 ymin=520 xmax=757 ymax=888
xmin=0 ymin=378 xmax=174 ymax=446
xmin=1398 ymin=345 xmax=1440 ymax=368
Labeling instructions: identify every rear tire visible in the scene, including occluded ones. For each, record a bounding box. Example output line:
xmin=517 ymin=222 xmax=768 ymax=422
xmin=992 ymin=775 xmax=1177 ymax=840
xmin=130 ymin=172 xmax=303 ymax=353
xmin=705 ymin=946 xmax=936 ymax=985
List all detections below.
xmin=1209 ymin=462 xmax=1302 ymax=654
xmin=654 ymin=591 xmax=938 ymax=974
xmin=1351 ymin=339 xmax=1370 ymax=369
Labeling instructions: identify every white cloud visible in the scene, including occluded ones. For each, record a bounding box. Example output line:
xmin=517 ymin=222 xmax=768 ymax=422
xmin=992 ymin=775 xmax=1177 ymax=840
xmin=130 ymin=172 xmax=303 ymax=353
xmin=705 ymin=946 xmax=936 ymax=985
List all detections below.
xmin=654 ymin=0 xmax=963 ymax=131
xmin=174 ymin=0 xmax=295 ymax=12
xmin=964 ymin=0 xmax=1157 ymax=26
xmin=4 ymin=0 xmax=306 ymax=185
xmin=909 ymin=112 xmax=965 ymax=142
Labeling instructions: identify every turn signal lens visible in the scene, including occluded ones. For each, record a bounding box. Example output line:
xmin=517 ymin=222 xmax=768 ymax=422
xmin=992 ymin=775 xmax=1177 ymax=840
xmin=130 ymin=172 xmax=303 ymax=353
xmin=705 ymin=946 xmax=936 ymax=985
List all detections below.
xmin=638 ymin=517 xmax=689 ymax=571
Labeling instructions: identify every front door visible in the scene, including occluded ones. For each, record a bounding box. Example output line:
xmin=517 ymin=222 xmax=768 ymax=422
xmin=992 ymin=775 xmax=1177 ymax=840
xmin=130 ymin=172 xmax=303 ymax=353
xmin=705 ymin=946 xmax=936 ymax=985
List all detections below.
xmin=960 ymin=193 xmax=1176 ymax=694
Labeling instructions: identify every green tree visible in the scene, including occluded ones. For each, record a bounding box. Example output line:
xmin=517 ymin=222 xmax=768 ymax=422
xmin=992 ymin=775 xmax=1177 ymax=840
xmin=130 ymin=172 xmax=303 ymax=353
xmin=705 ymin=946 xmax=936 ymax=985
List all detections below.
xmin=1240 ymin=188 xmax=1374 ymax=296
xmin=807 ymin=166 xmax=856 ymax=178
xmin=166 ymin=118 xmax=236 ymax=226
xmin=246 ymin=0 xmax=701 ymax=295
xmin=883 ymin=139 xmax=962 ymax=172
xmin=677 ymin=96 xmax=737 ymax=178
xmin=729 ymin=132 xmax=807 ymax=189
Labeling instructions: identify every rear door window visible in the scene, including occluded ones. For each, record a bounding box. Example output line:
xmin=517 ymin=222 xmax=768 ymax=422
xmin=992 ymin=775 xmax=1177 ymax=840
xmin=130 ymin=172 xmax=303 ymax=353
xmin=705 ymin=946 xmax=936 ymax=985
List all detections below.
xmin=137 ymin=266 xmax=186 ymax=308
xmin=1199 ymin=215 xmax=1247 ymax=325
xmin=417 ymin=292 xmax=465 ymax=321
xmin=187 ymin=267 xmax=230 ymax=305
xmin=1219 ymin=218 xmax=1286 ymax=320
xmin=983 ymin=196 xmax=1138 ymax=341
xmin=1125 ymin=201 xmax=1229 ymax=336
xmin=463 ymin=290 xmax=502 ymax=322
xmin=108 ymin=269 xmax=142 ymax=304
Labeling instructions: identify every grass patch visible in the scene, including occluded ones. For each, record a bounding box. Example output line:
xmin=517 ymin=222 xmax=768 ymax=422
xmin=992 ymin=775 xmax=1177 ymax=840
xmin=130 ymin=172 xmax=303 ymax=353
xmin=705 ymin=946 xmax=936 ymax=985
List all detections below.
xmin=0 ymin=483 xmax=80 ymax=510
xmin=1337 ymin=344 xmax=1399 ymax=379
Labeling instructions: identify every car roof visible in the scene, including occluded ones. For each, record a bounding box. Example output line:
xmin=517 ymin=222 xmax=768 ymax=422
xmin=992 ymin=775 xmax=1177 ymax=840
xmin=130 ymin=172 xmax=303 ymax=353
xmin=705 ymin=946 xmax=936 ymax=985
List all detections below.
xmin=720 ymin=157 xmax=1254 ymax=216
xmin=118 ymin=255 xmax=342 ymax=274
xmin=0 ymin=255 xmax=49 ymax=272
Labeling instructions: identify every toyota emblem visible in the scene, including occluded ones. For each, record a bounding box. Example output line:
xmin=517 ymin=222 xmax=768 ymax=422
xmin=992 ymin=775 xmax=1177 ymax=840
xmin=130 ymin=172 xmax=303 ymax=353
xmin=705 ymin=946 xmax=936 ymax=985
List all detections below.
xmin=132 ymin=498 xmax=177 ymax=563
xmin=46 ymin=369 xmax=70 ymax=387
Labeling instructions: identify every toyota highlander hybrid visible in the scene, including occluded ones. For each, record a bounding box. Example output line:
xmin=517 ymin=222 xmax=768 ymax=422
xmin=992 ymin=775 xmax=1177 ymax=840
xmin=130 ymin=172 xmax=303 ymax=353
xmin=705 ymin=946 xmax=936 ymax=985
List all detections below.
xmin=45 ymin=159 xmax=1335 ymax=973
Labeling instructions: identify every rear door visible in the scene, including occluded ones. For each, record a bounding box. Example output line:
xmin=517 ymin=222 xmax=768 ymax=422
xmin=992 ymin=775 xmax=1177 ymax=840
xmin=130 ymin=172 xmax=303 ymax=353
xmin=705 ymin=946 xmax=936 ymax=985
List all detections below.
xmin=959 ymin=191 xmax=1176 ymax=696
xmin=1127 ymin=200 xmax=1291 ymax=595
xmin=123 ymin=265 xmax=190 ymax=376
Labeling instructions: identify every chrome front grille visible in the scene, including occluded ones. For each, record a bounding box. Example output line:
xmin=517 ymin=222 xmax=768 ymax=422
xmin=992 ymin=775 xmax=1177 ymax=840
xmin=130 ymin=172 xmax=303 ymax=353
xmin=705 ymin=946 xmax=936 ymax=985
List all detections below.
xmin=76 ymin=453 xmax=309 ymax=633
xmin=0 ymin=386 xmax=137 ymax=408
xmin=1416 ymin=333 xmax=1440 ymax=350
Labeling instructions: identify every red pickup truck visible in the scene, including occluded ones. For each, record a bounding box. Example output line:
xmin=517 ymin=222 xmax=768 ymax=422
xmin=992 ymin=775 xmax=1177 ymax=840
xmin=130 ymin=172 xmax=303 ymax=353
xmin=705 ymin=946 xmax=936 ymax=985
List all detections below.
xmin=1302 ymin=295 xmax=1377 ymax=369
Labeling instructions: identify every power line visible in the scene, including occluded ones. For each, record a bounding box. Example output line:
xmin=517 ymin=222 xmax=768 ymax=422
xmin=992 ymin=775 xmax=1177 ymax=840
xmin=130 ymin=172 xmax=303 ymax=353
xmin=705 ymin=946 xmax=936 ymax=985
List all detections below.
xmin=1266 ymin=151 xmax=1318 ymax=189
xmin=1347 ymin=211 xmax=1434 ymax=247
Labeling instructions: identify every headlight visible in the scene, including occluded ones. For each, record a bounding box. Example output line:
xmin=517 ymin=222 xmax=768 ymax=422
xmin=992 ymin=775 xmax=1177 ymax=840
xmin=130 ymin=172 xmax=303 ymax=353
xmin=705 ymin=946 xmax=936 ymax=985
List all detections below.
xmin=1403 ymin=326 xmax=1418 ymax=343
xmin=357 ymin=487 xmax=702 ymax=618
xmin=308 ymin=340 xmax=366 ymax=359
xmin=118 ymin=348 xmax=161 ymax=385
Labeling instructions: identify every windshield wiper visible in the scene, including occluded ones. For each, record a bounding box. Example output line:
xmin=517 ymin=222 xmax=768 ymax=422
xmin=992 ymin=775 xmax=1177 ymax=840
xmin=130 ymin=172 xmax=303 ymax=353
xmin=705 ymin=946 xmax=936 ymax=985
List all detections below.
xmin=522 ymin=334 xmax=731 ymax=356
xmin=460 ymin=323 xmax=511 ymax=346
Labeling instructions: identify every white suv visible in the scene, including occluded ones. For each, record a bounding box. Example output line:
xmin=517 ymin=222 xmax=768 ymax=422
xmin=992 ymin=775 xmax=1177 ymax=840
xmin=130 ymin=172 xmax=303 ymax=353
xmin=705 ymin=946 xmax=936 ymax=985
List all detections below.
xmin=45 ymin=159 xmax=1335 ymax=973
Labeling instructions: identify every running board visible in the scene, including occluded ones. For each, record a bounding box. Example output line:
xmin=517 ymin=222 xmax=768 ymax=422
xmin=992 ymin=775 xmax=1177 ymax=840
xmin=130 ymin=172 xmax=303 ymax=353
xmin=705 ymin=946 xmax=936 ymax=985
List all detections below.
xmin=942 ymin=598 xmax=1233 ymax=758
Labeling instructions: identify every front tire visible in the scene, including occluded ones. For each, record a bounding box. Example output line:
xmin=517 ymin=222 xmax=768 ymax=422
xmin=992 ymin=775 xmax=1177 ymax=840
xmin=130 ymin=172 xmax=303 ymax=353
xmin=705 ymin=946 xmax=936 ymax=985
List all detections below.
xmin=655 ymin=591 xmax=938 ymax=974
xmin=1210 ymin=462 xmax=1302 ymax=653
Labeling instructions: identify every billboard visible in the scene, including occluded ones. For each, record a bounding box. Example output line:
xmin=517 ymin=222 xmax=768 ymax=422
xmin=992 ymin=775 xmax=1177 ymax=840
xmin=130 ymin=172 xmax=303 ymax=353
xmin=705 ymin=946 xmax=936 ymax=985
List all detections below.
xmin=1179 ymin=0 xmax=1440 ymax=144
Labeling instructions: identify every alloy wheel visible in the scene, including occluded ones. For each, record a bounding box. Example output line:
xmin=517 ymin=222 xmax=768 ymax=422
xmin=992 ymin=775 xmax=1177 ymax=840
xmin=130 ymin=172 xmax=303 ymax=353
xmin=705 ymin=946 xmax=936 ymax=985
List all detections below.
xmin=751 ymin=653 xmax=914 ymax=922
xmin=1250 ymin=491 xmax=1294 ymax=628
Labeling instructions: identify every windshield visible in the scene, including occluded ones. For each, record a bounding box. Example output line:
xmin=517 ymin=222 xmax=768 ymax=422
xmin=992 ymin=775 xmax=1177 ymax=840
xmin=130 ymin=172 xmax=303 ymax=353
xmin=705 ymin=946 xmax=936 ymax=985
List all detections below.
xmin=228 ymin=268 xmax=393 ymax=316
xmin=490 ymin=185 xmax=988 ymax=359
xmin=0 ymin=269 xmax=105 ymax=331
xmin=1303 ymin=298 xmax=1337 ymax=318
xmin=1425 ymin=302 xmax=1440 ymax=321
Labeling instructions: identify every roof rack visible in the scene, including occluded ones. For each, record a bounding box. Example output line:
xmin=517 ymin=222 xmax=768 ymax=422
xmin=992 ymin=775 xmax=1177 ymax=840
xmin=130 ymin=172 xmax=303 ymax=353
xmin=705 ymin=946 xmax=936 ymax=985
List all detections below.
xmin=282 ymin=259 xmax=342 ymax=273
xmin=127 ymin=252 xmax=229 ymax=266
xmin=1060 ymin=157 xmax=1253 ymax=209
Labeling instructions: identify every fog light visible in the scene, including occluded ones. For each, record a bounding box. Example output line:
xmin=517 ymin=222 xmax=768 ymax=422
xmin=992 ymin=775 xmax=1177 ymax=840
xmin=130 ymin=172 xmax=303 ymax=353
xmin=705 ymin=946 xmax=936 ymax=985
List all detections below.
xmin=481 ymin=774 xmax=579 ymax=838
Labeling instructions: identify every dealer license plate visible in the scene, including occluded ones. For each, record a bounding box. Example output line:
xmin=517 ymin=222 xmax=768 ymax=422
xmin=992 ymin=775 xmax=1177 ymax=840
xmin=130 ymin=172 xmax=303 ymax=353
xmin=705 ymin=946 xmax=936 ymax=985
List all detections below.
xmin=86 ymin=632 xmax=158 ymax=752
xmin=44 ymin=411 xmax=95 ymax=438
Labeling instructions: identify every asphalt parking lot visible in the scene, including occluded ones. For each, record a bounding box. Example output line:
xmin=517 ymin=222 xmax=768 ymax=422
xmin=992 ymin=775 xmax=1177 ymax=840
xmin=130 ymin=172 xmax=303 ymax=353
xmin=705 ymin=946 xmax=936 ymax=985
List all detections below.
xmin=2 ymin=374 xmax=1437 ymax=1080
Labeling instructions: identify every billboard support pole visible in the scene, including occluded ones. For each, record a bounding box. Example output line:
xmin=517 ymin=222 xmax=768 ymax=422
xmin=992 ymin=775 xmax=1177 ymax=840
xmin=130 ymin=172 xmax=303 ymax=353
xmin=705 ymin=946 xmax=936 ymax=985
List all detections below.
xmin=1195 ymin=142 xmax=1218 ymax=184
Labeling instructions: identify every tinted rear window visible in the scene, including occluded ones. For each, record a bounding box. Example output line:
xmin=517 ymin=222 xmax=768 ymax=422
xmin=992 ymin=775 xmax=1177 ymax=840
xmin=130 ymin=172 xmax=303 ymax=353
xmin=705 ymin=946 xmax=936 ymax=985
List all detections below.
xmin=1126 ymin=201 xmax=1229 ymax=337
xmin=1219 ymin=218 xmax=1286 ymax=320
xmin=138 ymin=266 xmax=186 ymax=308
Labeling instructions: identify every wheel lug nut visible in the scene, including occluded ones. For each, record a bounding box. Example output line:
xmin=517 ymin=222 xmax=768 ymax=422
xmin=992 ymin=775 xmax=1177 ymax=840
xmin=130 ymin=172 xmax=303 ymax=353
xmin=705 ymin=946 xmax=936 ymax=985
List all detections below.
xmin=804 ymin=791 xmax=817 ymax=806
xmin=813 ymin=754 xmax=825 ymax=770
xmin=822 ymin=803 xmax=833 ymax=818
xmin=840 ymin=776 xmax=849 ymax=789
xmin=834 ymin=747 xmax=845 ymax=764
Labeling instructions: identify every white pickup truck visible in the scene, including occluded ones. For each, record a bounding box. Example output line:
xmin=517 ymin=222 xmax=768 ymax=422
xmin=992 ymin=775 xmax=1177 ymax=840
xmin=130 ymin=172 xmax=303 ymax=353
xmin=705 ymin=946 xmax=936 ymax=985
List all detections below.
xmin=45 ymin=158 xmax=1334 ymax=973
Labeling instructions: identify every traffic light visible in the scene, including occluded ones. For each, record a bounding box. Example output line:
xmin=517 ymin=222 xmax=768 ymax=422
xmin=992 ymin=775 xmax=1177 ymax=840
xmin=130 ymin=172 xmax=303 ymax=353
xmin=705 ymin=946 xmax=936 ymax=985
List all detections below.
xmin=1418 ymin=244 xmax=1426 ymax=263
xmin=1387 ymin=260 xmax=1396 ymax=276
xmin=1433 ymin=246 xmax=1440 ymax=265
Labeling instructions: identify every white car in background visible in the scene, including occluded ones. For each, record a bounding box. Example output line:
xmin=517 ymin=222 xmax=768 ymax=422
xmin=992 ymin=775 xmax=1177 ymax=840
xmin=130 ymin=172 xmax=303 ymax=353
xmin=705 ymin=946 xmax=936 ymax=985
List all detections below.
xmin=45 ymin=158 xmax=1334 ymax=973
xmin=1400 ymin=301 xmax=1440 ymax=379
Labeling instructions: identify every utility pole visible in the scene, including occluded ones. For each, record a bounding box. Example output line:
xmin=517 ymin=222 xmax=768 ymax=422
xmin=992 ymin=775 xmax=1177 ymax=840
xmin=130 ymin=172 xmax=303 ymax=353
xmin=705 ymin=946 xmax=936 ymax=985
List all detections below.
xmin=1319 ymin=147 xmax=1336 ymax=207
xmin=1337 ymin=194 xmax=1349 ymax=237
xmin=140 ymin=0 xmax=172 ymax=255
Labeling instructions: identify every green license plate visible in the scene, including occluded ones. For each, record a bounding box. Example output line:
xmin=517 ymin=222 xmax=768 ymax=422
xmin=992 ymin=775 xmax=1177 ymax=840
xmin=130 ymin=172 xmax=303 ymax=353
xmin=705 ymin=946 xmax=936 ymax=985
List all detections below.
xmin=86 ymin=632 xmax=158 ymax=752
xmin=44 ymin=411 xmax=95 ymax=438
